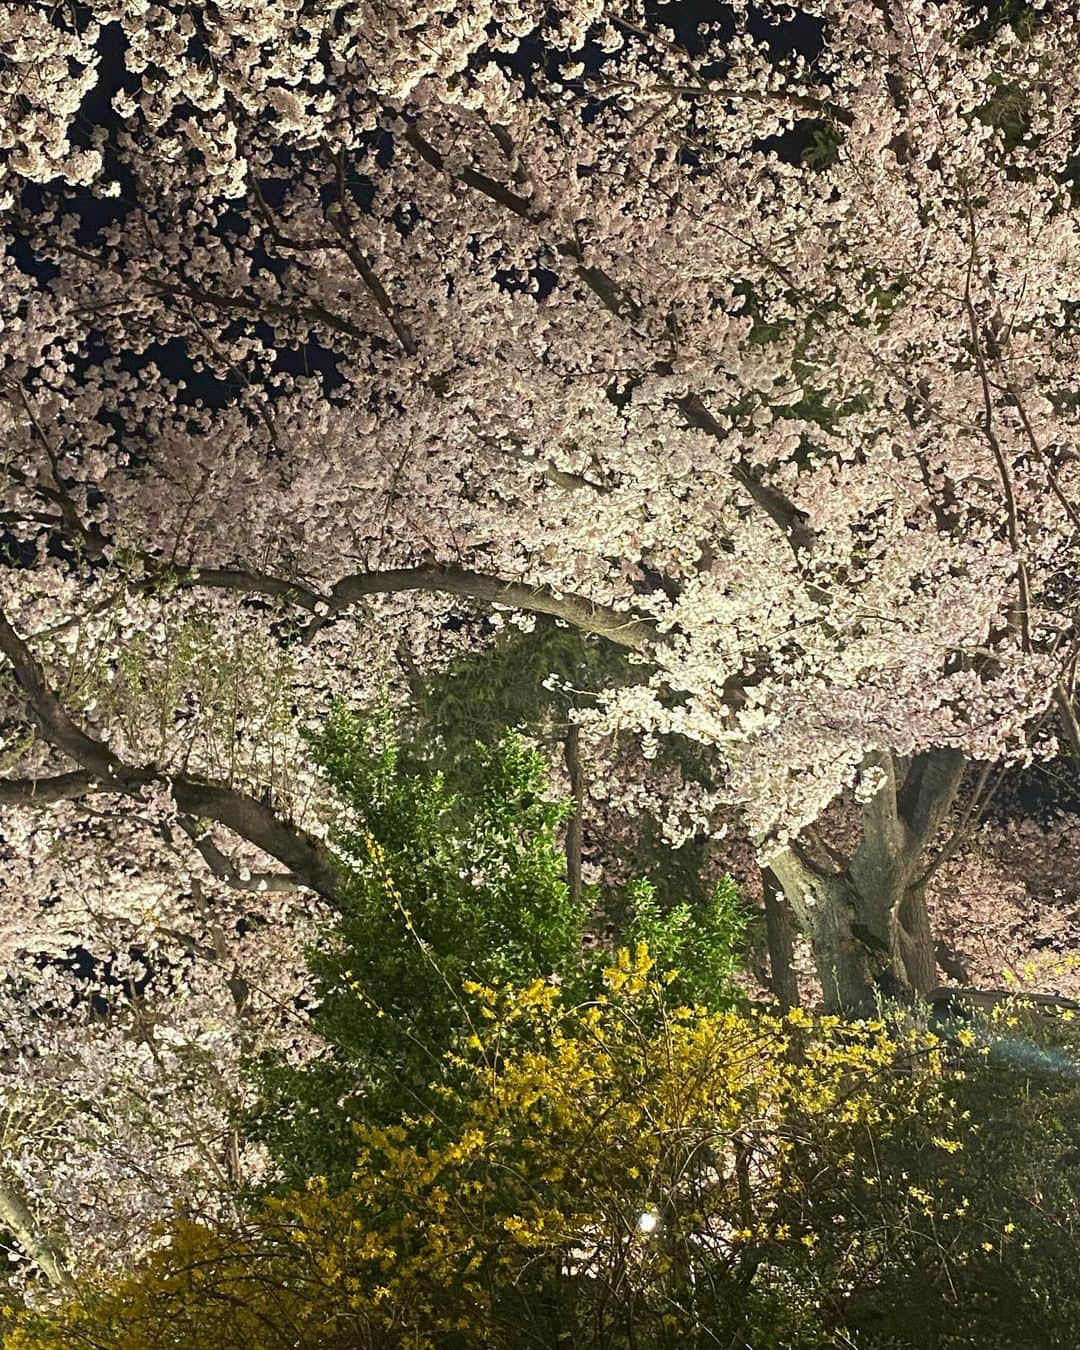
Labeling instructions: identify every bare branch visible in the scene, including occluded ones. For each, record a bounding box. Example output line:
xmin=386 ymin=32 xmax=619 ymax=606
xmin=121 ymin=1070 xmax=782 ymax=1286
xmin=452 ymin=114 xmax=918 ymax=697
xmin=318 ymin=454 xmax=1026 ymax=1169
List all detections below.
xmin=914 ymin=759 xmax=1002 ymax=889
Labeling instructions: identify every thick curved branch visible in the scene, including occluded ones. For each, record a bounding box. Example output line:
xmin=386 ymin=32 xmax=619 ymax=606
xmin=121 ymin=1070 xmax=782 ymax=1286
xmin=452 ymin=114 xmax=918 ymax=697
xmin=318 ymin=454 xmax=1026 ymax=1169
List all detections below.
xmin=0 ymin=610 xmax=342 ymax=900
xmin=1 ymin=453 xmax=664 ymax=668
xmin=178 ymin=566 xmax=323 ymax=612
xmin=328 ymin=565 xmax=658 ymax=649
xmin=183 ymin=562 xmax=657 ymax=653
xmin=0 ymin=771 xmax=102 ymax=806
xmin=3 ymin=427 xmax=655 ymax=650
xmin=0 ymin=612 xmax=128 ymax=780
xmin=930 ymin=987 xmax=1080 ymax=1014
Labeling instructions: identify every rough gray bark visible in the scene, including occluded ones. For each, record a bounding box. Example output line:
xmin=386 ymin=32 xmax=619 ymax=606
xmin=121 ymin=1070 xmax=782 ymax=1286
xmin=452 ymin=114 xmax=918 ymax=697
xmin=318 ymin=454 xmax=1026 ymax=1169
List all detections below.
xmin=762 ymin=869 xmax=800 ymax=1010
xmin=768 ymin=748 xmax=966 ymax=1013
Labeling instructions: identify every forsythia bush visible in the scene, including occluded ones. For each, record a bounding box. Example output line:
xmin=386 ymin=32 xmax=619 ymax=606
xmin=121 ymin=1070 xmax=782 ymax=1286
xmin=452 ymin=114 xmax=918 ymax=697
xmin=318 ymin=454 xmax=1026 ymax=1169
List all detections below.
xmin=247 ymin=704 xmax=746 ymax=1191
xmin=8 ymin=948 xmax=981 ymax=1350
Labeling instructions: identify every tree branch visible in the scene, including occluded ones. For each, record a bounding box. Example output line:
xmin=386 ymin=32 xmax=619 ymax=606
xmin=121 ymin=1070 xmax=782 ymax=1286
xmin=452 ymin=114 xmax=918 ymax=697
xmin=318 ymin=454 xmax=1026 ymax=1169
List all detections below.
xmin=674 ymin=393 xmax=816 ymax=555
xmin=1054 ymin=681 xmax=1080 ymax=765
xmin=962 ymin=203 xmax=1031 ymax=653
xmin=3 ymin=439 xmax=654 ymax=654
xmin=147 ymin=277 xmax=376 ymax=348
xmin=327 ymin=565 xmax=658 ymax=649
xmin=475 ymin=433 xmax=611 ymax=494
xmin=175 ymin=816 xmax=300 ymax=893
xmin=563 ymin=724 xmax=584 ymax=905
xmin=601 ymin=15 xmax=853 ymax=126
xmin=326 ymin=145 xmax=419 ymax=357
xmin=589 ymin=74 xmax=854 ymax=127
xmin=0 ymin=612 xmax=128 ymax=780
xmin=0 ymin=771 xmax=102 ymax=806
xmin=176 ymin=566 xmax=324 ymax=612
xmin=762 ymin=868 xmax=800 ymax=1010
xmin=0 ymin=609 xmax=342 ymax=900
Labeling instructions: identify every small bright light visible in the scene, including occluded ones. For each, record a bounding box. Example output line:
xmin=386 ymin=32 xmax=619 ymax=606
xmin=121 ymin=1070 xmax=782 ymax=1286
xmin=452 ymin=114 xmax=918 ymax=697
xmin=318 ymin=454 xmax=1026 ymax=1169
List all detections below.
xmin=636 ymin=1209 xmax=660 ymax=1234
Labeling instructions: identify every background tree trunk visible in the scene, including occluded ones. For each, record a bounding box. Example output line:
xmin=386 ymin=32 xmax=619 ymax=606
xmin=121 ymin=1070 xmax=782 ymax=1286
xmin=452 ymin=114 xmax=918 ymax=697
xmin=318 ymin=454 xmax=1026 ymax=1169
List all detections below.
xmin=762 ymin=869 xmax=800 ymax=1010
xmin=563 ymin=724 xmax=584 ymax=905
xmin=768 ymin=749 xmax=966 ymax=1012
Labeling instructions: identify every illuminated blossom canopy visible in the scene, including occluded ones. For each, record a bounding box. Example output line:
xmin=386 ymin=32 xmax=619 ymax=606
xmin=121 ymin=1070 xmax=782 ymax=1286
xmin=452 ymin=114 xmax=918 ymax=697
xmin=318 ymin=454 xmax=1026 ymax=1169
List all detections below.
xmin=1 ymin=0 xmax=1079 ymax=1290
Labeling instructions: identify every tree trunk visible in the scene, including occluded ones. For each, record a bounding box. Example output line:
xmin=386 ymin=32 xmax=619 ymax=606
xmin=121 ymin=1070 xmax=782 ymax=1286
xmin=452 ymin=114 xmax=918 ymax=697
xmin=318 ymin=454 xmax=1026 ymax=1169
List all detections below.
xmin=762 ymin=869 xmax=800 ymax=1010
xmin=563 ymin=724 xmax=584 ymax=905
xmin=898 ymin=881 xmax=938 ymax=993
xmin=0 ymin=1180 xmax=73 ymax=1291
xmin=767 ymin=748 xmax=965 ymax=1013
xmin=768 ymin=854 xmax=875 ymax=1011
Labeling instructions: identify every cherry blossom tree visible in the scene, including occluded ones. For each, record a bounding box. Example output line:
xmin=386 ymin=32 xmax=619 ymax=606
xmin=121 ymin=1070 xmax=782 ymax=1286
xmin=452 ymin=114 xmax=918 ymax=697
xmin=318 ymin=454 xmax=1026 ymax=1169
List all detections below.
xmin=2 ymin=0 xmax=1080 ymax=1288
